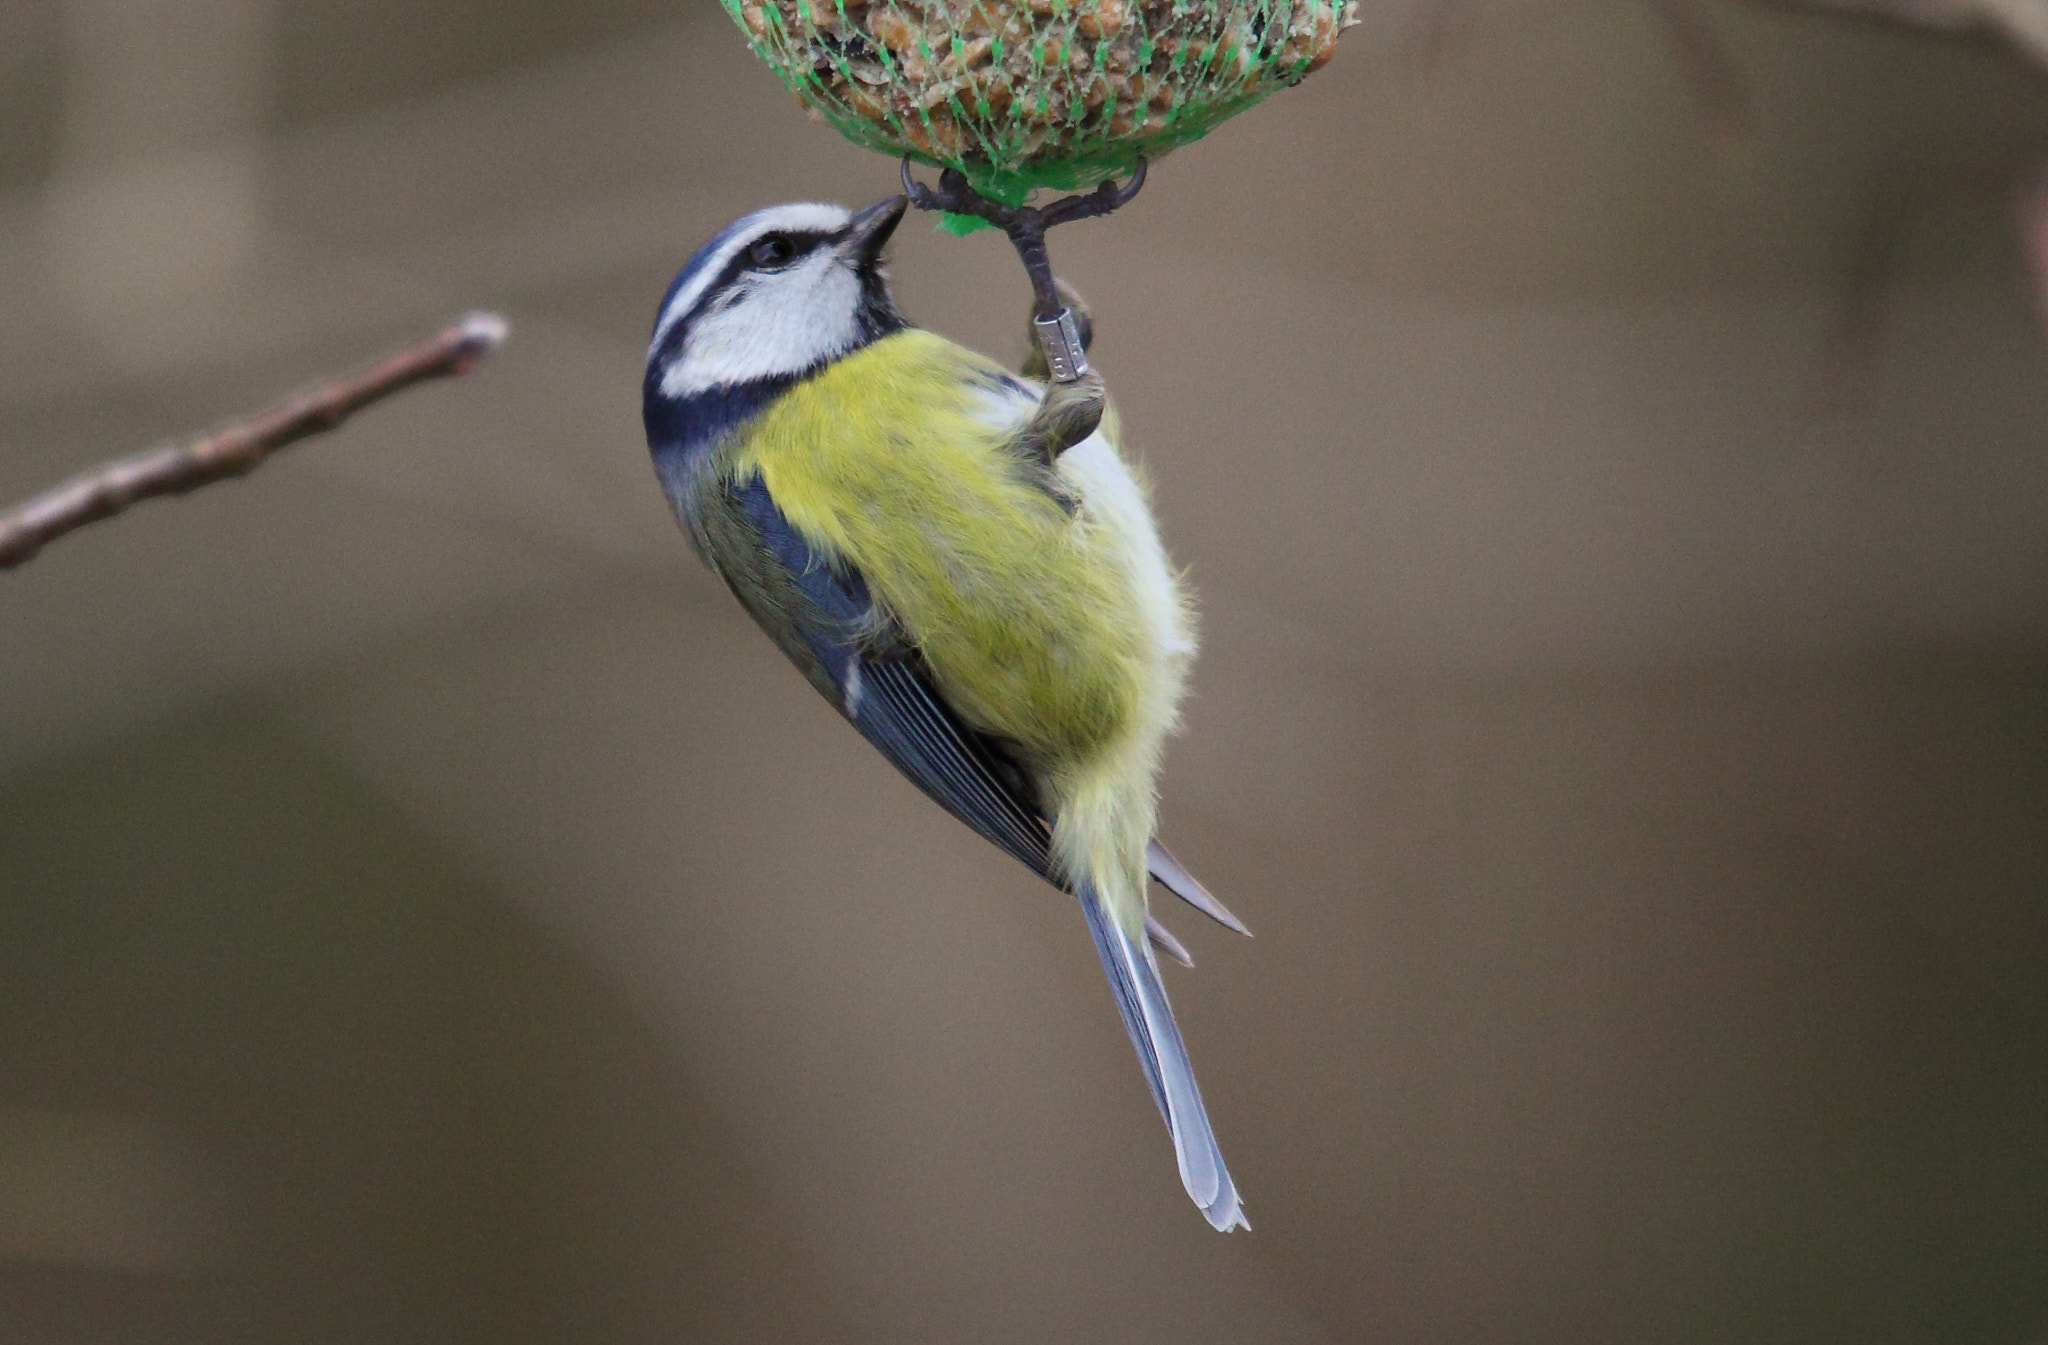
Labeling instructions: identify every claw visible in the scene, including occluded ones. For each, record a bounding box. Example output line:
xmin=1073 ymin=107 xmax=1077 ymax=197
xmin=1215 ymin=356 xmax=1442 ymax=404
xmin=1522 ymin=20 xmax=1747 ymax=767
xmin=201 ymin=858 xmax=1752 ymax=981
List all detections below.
xmin=900 ymin=156 xmax=1148 ymax=324
xmin=1041 ymin=158 xmax=1147 ymax=228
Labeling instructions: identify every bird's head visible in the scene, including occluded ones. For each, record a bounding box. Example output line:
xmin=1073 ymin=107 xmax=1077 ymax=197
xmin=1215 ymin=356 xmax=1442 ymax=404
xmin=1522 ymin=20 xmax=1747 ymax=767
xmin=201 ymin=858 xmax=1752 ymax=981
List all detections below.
xmin=645 ymin=196 xmax=908 ymax=424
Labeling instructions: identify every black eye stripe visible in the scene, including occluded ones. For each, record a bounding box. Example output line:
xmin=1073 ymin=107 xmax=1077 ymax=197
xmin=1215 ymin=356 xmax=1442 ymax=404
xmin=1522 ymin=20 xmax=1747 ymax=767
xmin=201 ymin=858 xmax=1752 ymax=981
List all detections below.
xmin=705 ymin=231 xmax=830 ymax=295
xmin=654 ymin=227 xmax=842 ymax=358
xmin=748 ymin=229 xmax=827 ymax=267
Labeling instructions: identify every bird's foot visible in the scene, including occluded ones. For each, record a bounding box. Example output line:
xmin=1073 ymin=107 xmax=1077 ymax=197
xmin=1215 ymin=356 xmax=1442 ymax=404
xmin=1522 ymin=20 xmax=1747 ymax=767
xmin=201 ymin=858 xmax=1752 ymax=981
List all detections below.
xmin=1014 ymin=368 xmax=1106 ymax=465
xmin=901 ymin=157 xmax=1144 ymax=382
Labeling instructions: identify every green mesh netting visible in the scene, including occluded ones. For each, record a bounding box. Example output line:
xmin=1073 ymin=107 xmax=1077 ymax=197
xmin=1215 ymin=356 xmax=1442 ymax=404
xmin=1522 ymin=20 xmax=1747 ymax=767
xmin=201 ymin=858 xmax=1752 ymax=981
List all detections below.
xmin=723 ymin=0 xmax=1357 ymax=206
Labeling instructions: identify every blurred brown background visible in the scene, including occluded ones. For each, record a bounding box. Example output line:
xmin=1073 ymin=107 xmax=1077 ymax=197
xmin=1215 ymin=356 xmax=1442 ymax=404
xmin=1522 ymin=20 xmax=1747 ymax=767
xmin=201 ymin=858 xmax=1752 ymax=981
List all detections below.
xmin=2 ymin=0 xmax=2047 ymax=1340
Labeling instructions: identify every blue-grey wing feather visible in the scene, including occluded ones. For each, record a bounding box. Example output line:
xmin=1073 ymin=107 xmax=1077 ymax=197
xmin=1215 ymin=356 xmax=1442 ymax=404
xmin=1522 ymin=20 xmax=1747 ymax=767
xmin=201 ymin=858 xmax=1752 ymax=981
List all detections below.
xmin=702 ymin=474 xmax=1059 ymax=883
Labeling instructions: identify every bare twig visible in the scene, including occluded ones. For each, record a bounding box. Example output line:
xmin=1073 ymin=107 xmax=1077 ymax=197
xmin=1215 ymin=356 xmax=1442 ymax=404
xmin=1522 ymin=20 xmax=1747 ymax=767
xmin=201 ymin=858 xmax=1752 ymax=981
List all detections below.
xmin=0 ymin=311 xmax=509 ymax=571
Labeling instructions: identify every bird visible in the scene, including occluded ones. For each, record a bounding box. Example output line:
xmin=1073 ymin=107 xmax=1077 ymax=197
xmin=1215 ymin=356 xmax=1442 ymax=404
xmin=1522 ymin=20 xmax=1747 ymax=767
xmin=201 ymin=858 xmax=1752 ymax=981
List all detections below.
xmin=641 ymin=194 xmax=1252 ymax=1231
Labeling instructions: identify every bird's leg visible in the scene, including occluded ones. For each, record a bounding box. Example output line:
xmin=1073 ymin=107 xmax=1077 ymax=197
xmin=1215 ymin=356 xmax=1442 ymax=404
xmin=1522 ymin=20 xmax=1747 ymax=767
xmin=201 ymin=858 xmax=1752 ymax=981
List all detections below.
xmin=902 ymin=159 xmax=1142 ymax=460
xmin=1020 ymin=280 xmax=1094 ymax=382
xmin=1010 ymin=279 xmax=1103 ymax=465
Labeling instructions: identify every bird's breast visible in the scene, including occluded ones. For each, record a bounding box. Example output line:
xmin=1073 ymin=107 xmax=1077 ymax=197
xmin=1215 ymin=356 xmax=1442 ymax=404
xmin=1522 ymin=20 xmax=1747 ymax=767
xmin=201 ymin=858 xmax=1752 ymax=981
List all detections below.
xmin=729 ymin=329 xmax=1182 ymax=770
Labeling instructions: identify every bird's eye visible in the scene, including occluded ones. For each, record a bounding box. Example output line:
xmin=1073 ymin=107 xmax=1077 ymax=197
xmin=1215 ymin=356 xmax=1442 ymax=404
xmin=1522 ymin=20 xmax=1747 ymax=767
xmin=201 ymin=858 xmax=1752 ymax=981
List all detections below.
xmin=748 ymin=234 xmax=798 ymax=269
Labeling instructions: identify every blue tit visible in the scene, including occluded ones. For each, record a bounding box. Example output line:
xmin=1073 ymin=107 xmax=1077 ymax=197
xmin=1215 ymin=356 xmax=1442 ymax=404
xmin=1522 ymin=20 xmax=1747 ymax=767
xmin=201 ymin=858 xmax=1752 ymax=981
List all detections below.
xmin=642 ymin=195 xmax=1252 ymax=1231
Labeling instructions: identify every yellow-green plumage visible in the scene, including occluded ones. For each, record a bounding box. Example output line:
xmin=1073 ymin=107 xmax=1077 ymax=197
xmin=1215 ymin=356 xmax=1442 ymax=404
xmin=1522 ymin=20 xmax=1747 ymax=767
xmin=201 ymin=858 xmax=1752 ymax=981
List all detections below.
xmin=728 ymin=328 xmax=1194 ymax=934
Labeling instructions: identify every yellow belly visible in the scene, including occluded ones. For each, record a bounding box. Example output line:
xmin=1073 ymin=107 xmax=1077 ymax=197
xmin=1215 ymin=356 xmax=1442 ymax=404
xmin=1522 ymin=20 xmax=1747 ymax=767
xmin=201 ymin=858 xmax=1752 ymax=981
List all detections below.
xmin=730 ymin=329 xmax=1152 ymax=770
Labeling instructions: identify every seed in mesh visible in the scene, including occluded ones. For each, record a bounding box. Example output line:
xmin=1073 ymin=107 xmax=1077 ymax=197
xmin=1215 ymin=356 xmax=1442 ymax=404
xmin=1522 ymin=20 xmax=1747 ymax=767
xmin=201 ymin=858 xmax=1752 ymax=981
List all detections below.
xmin=733 ymin=0 xmax=1357 ymax=190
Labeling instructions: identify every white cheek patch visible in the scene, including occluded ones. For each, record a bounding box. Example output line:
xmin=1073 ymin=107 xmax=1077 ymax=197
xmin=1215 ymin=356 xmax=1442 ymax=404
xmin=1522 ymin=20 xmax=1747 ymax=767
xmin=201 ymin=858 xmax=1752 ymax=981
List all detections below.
xmin=650 ymin=201 xmax=850 ymax=355
xmin=659 ymin=253 xmax=864 ymax=397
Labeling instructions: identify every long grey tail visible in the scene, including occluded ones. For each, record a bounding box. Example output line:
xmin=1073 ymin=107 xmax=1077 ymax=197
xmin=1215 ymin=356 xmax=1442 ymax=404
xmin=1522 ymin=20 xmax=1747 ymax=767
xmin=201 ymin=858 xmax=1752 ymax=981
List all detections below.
xmin=1078 ymin=880 xmax=1248 ymax=1232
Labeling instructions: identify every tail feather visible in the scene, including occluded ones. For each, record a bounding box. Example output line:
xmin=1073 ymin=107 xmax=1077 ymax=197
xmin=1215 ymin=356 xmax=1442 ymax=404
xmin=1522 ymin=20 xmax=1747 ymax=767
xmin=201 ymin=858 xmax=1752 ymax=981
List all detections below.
xmin=1079 ymin=882 xmax=1248 ymax=1232
xmin=1145 ymin=913 xmax=1194 ymax=968
xmin=1147 ymin=839 xmax=1253 ymax=937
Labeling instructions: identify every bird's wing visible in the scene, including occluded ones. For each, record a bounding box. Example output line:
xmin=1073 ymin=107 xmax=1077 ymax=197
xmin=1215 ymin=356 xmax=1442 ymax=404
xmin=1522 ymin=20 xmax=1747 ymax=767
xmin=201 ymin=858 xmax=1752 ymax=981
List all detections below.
xmin=703 ymin=471 xmax=1208 ymax=965
xmin=704 ymin=473 xmax=1060 ymax=882
xmin=851 ymin=659 xmax=1059 ymax=880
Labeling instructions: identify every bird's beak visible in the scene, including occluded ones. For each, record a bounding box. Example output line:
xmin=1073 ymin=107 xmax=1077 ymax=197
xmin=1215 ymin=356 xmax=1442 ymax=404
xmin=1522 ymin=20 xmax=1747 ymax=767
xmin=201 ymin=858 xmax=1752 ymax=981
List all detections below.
xmin=843 ymin=194 xmax=907 ymax=266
